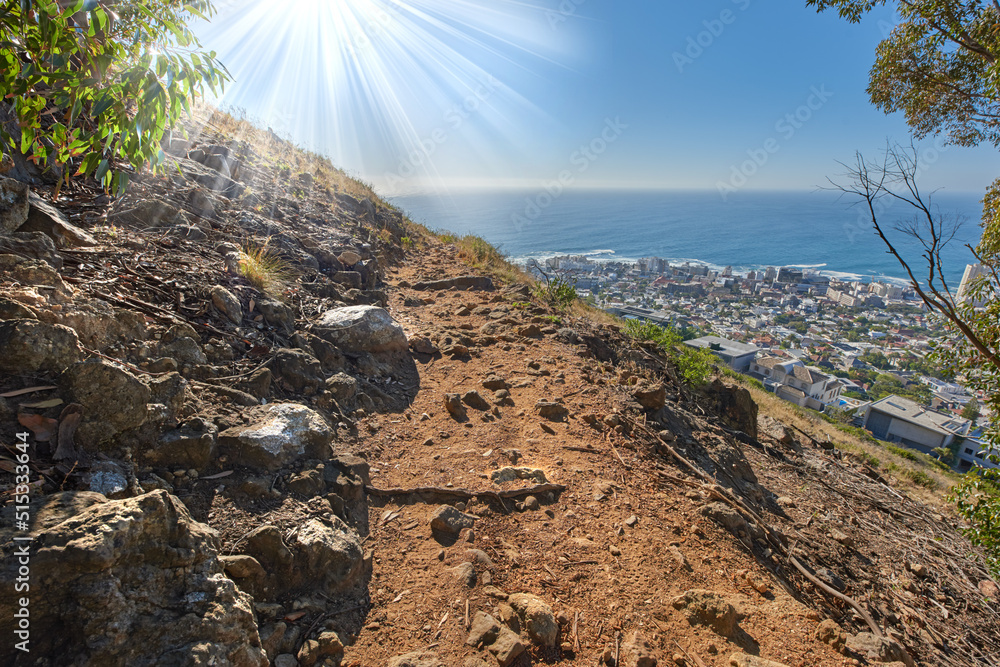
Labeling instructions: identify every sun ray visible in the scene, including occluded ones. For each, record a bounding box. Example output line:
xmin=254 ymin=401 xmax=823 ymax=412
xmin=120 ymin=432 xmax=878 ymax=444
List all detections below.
xmin=191 ymin=0 xmax=583 ymax=192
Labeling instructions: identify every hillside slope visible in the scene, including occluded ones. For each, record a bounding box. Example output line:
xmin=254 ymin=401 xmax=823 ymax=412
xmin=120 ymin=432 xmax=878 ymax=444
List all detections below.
xmin=0 ymin=112 xmax=997 ymax=667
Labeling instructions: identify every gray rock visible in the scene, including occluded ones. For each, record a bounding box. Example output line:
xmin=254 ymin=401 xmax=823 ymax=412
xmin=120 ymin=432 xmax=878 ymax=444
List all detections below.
xmin=151 ymin=424 xmax=217 ymax=470
xmin=0 ymin=254 xmax=71 ymax=294
xmin=17 ymin=192 xmax=97 ymax=247
xmin=387 ymin=651 xmax=445 ymax=667
xmin=508 ymin=593 xmax=559 ymax=648
xmin=0 ymin=319 xmax=80 ymax=373
xmin=292 ymin=518 xmax=364 ymax=592
xmin=535 ymin=400 xmax=569 ymax=421
xmin=467 ymin=611 xmax=501 ymax=646
xmin=146 ymin=372 xmax=189 ymax=424
xmin=0 ymin=175 xmax=29 ymax=234
xmin=274 ymin=654 xmax=299 ymax=667
xmin=0 ymin=295 xmax=36 ymax=320
xmin=450 ymin=561 xmax=477 ymax=587
xmin=430 ymin=505 xmax=477 ymax=534
xmin=0 ymin=490 xmax=268 ymax=666
xmin=287 ymin=469 xmax=325 ymax=496
xmin=310 ymin=305 xmax=407 ymax=354
xmin=268 ymin=348 xmax=325 ymax=395
xmin=61 ymin=359 xmax=151 ymax=450
xmin=671 ymin=589 xmax=738 ymax=637
xmin=210 ymin=285 xmax=242 ymax=324
xmin=633 ymin=382 xmax=666 ymax=410
xmin=218 ymin=403 xmax=333 ymax=471
xmin=444 ymin=393 xmax=467 ymax=421
xmin=489 ymin=626 xmax=525 ymax=667
xmin=220 ymin=554 xmax=267 ymax=580
xmin=0 ymin=230 xmax=63 ymax=268
xmin=462 ymin=390 xmax=491 ymax=411
xmin=490 ymin=467 xmax=548 ymax=484
xmin=845 ymin=632 xmax=915 ymax=666
xmin=258 ymin=297 xmax=295 ymax=331
xmin=87 ymin=461 xmax=132 ymax=498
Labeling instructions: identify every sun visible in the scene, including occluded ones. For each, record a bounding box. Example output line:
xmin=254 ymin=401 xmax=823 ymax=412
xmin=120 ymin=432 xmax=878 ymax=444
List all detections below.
xmin=191 ymin=0 xmax=578 ymax=192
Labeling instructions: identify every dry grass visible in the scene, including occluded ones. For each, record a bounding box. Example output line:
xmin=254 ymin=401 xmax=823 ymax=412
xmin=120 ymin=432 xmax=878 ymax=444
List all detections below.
xmin=185 ymin=105 xmax=391 ymax=207
xmin=239 ymin=239 xmax=295 ymax=295
xmin=723 ymin=372 xmax=963 ymax=507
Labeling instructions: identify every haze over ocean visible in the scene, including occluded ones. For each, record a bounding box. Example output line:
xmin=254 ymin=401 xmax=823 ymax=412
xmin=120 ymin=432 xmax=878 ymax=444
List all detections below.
xmin=392 ymin=189 xmax=985 ymax=287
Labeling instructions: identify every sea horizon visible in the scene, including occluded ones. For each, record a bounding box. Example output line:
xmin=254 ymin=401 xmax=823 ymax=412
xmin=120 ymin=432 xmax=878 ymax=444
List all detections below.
xmin=391 ymin=187 xmax=986 ymax=288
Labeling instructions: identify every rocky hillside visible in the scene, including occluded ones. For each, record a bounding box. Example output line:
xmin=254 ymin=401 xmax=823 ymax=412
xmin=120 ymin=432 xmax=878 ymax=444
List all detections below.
xmin=0 ymin=111 xmax=998 ymax=667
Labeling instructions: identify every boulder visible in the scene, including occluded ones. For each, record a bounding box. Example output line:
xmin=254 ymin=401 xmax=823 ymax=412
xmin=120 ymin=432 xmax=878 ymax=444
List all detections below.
xmin=60 ymin=359 xmax=151 ymax=450
xmin=816 ymin=619 xmax=846 ymax=652
xmin=17 ymin=192 xmax=97 ymax=247
xmin=218 ymin=403 xmax=333 ymax=471
xmin=671 ymin=589 xmax=739 ymax=637
xmin=0 ymin=254 xmax=72 ymax=296
xmin=508 ymin=593 xmax=559 ymax=648
xmin=258 ymin=296 xmax=296 ymax=331
xmin=0 ymin=490 xmax=268 ymax=666
xmin=0 ymin=295 xmax=36 ymax=320
xmin=310 ymin=305 xmax=407 ymax=354
xmin=489 ymin=627 xmax=526 ymax=666
xmin=444 ymin=393 xmax=467 ymax=421
xmin=0 ymin=175 xmax=29 ymax=234
xmin=708 ymin=380 xmax=758 ymax=439
xmin=0 ymin=319 xmax=81 ymax=373
xmin=297 ymin=631 xmax=344 ymax=667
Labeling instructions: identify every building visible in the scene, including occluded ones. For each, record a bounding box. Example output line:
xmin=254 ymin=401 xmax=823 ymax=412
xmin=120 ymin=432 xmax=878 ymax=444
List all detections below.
xmin=749 ymin=356 xmax=844 ymax=410
xmin=955 ymin=427 xmax=1000 ymax=473
xmin=861 ymin=395 xmax=971 ymax=454
xmin=956 ymin=263 xmax=989 ymax=307
xmin=684 ymin=336 xmax=759 ymax=372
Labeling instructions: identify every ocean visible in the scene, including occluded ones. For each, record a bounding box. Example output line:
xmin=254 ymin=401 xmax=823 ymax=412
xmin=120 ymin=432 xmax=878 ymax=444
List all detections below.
xmin=390 ymin=189 xmax=986 ymax=287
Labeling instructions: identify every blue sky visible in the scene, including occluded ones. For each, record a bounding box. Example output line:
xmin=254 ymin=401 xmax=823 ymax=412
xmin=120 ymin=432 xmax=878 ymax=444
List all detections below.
xmin=194 ymin=0 xmax=1000 ymax=196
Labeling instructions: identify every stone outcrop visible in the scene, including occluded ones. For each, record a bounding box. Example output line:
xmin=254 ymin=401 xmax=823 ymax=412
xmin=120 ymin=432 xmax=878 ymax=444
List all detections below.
xmin=0 ymin=490 xmax=268 ymax=666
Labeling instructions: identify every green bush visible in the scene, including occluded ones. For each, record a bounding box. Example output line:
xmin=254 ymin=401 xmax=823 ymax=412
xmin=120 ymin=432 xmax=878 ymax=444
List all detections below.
xmin=623 ymin=319 xmax=714 ymax=385
xmin=887 ymin=445 xmax=918 ymax=461
xmin=951 ymin=468 xmax=1000 ymax=580
xmin=533 ymin=275 xmax=577 ymax=311
xmin=1 ymin=0 xmax=229 ymax=194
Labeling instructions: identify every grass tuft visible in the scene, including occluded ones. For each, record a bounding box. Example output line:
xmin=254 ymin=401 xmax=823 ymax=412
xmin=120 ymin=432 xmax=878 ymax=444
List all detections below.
xmin=239 ymin=239 xmax=295 ymax=295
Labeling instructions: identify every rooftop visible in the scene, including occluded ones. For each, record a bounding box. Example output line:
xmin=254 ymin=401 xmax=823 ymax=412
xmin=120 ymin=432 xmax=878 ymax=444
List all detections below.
xmin=684 ymin=336 xmax=759 ymax=356
xmin=869 ymin=395 xmax=971 ymax=436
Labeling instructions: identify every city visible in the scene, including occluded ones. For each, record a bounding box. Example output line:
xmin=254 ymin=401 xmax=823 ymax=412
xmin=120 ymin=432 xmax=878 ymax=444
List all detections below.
xmin=533 ymin=254 xmax=995 ymax=473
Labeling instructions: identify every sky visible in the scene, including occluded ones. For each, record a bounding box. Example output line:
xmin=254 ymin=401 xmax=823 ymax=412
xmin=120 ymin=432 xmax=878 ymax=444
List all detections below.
xmin=193 ymin=0 xmax=1000 ymax=196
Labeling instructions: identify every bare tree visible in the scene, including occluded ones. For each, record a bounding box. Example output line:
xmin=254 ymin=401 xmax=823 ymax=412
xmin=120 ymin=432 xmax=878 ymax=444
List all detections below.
xmin=828 ymin=142 xmax=1000 ymax=370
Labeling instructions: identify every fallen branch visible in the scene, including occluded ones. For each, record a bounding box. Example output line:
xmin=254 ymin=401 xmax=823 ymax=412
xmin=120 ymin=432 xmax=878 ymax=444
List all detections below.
xmin=365 ymin=483 xmax=566 ymax=505
xmin=789 ymin=554 xmax=882 ymax=638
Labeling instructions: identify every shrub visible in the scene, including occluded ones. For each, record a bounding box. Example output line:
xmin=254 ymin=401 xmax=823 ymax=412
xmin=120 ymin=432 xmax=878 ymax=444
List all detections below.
xmin=533 ymin=275 xmax=577 ymax=311
xmin=1 ymin=0 xmax=229 ymax=194
xmin=887 ymin=445 xmax=918 ymax=461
